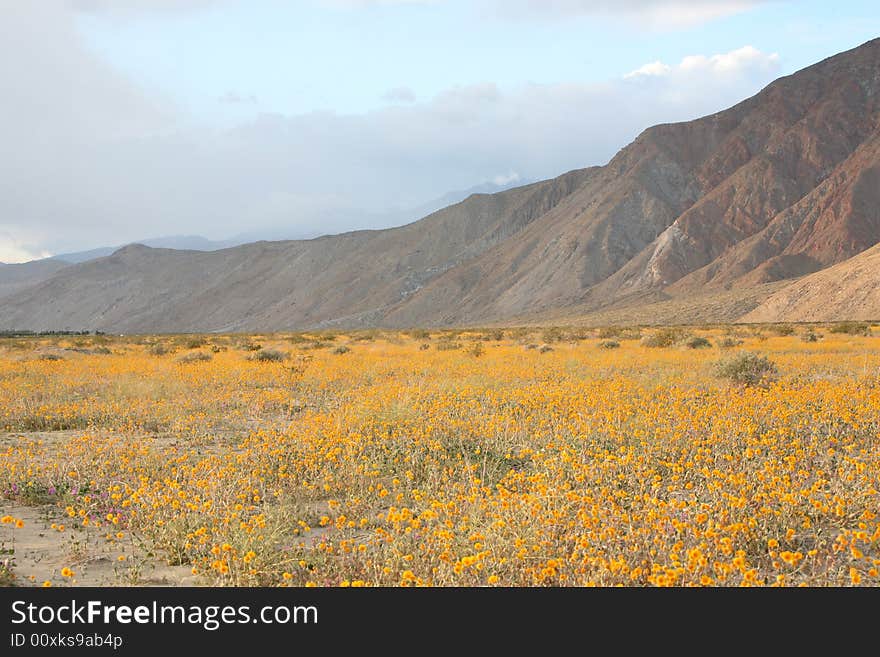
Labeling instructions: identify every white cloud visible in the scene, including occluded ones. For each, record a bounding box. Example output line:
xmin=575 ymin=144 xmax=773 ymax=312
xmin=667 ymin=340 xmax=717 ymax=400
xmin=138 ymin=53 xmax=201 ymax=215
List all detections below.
xmin=679 ymin=45 xmax=780 ymax=73
xmin=382 ymin=86 xmax=417 ymax=103
xmin=492 ymin=171 xmax=521 ymax=186
xmin=219 ymin=91 xmax=258 ymax=104
xmin=624 ymin=61 xmax=672 ymax=78
xmin=0 ymin=2 xmax=783 ymax=255
xmin=0 ymin=231 xmax=51 ymax=264
xmin=625 ymin=46 xmax=780 ymax=84
xmin=320 ymin=0 xmax=440 ymax=8
xmin=68 ymin=1 xmax=224 ymax=13
xmin=505 ymin=1 xmax=770 ymax=29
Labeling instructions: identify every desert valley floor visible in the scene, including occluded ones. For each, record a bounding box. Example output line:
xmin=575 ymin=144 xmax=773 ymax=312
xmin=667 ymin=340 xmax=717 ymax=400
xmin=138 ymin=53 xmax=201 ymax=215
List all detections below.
xmin=1 ymin=325 xmax=878 ymax=587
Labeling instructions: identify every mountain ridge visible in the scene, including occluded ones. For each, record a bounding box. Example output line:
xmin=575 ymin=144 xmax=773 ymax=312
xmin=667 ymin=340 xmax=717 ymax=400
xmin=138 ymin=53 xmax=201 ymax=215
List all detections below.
xmin=2 ymin=38 xmax=879 ymax=332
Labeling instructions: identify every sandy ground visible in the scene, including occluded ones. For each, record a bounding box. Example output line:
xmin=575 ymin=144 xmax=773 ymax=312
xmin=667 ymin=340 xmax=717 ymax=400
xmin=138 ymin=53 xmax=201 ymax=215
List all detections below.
xmin=1 ymin=430 xmax=334 ymax=587
xmin=1 ymin=502 xmax=198 ymax=587
xmin=0 ymin=431 xmax=199 ymax=587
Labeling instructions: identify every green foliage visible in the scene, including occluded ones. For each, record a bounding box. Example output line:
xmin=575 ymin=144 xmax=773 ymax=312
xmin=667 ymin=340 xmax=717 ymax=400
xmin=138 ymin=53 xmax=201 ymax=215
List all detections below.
xmin=248 ymin=349 xmax=288 ymax=362
xmin=801 ymin=328 xmax=821 ymax=343
xmin=714 ymin=351 xmax=778 ymax=387
xmin=641 ymin=328 xmax=688 ymax=348
xmin=828 ymin=322 xmax=870 ymax=336
xmin=769 ymin=324 xmax=796 ymax=336
xmin=177 ymin=351 xmax=212 ymax=364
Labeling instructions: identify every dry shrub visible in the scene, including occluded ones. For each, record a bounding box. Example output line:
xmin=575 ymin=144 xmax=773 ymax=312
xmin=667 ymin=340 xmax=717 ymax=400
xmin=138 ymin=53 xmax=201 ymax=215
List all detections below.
xmin=714 ymin=351 xmax=778 ymax=387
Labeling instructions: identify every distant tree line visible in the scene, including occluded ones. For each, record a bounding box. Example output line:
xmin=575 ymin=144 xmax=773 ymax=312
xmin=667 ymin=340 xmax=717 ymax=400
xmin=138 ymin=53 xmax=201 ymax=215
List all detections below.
xmin=0 ymin=330 xmax=105 ymax=337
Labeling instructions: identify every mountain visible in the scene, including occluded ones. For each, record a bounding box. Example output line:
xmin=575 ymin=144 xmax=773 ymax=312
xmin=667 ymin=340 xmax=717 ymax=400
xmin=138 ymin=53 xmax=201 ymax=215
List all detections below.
xmin=53 ymin=235 xmax=238 ymax=264
xmin=2 ymin=38 xmax=879 ymax=332
xmin=228 ymin=179 xmax=534 ymax=244
xmin=48 ymin=182 xmax=531 ymax=267
xmin=742 ymin=243 xmax=880 ymax=322
xmin=0 ymin=170 xmax=591 ymax=332
xmin=0 ymin=259 xmax=70 ymax=300
xmin=407 ymin=177 xmax=534 ymax=220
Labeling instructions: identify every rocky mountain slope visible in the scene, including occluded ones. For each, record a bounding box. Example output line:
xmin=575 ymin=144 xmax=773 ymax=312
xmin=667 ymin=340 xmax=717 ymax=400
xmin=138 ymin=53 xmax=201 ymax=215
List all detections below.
xmin=743 ymin=242 xmax=880 ymax=322
xmin=0 ymin=259 xmax=70 ymax=300
xmin=2 ymin=38 xmax=879 ymax=332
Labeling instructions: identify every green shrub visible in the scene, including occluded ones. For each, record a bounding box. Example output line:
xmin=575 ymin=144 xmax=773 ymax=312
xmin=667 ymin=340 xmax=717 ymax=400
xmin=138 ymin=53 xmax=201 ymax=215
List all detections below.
xmin=177 ymin=351 xmax=212 ymax=364
xmin=407 ymin=329 xmax=431 ymax=340
xmin=641 ymin=328 xmax=688 ymax=348
xmin=828 ymin=322 xmax=870 ymax=336
xmin=333 ymin=345 xmax=351 ymax=355
xmin=598 ymin=326 xmax=641 ymax=340
xmin=436 ymin=341 xmax=461 ymax=351
xmin=801 ymin=328 xmax=821 ymax=343
xmin=419 ymin=343 xmax=430 ymax=351
xmin=599 ymin=340 xmax=620 ymax=349
xmin=241 ymin=342 xmax=262 ymax=351
xmin=37 ymin=353 xmax=64 ymax=361
xmin=468 ymin=343 xmax=485 ymax=357
xmin=540 ymin=327 xmax=565 ymax=343
xmin=148 ymin=343 xmax=170 ymax=356
xmin=717 ymin=337 xmax=743 ymax=349
xmin=769 ymin=324 xmax=796 ymax=336
xmin=248 ymin=349 xmax=288 ymax=362
xmin=714 ymin=351 xmax=778 ymax=387
xmin=300 ymin=341 xmax=330 ymax=350
xmin=539 ymin=344 xmax=554 ymax=353
xmin=352 ymin=330 xmax=380 ymax=342
xmin=685 ymin=336 xmax=712 ymax=349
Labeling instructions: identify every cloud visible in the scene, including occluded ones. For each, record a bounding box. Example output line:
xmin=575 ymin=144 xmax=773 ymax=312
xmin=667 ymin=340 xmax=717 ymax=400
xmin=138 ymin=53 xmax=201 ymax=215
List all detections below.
xmin=67 ymin=0 xmax=224 ymax=14
xmin=492 ymin=171 xmax=521 ymax=186
xmin=219 ymin=91 xmax=259 ymax=104
xmin=0 ymin=230 xmax=52 ymax=264
xmin=624 ymin=61 xmax=672 ymax=78
xmin=626 ymin=45 xmax=779 ymax=78
xmin=382 ymin=86 xmax=417 ymax=103
xmin=678 ymin=45 xmax=780 ymax=74
xmin=320 ymin=0 xmax=441 ymax=8
xmin=0 ymin=4 xmax=783 ymax=255
xmin=504 ymin=1 xmax=770 ymax=29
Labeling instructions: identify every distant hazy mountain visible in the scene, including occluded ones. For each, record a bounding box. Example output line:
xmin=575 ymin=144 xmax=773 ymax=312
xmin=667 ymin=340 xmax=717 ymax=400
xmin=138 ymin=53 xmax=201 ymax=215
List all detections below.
xmin=4 ymin=39 xmax=880 ymax=331
xmin=406 ymin=177 xmax=534 ymax=221
xmin=229 ymin=178 xmax=533 ymax=244
xmin=0 ymin=259 xmax=70 ymax=300
xmin=50 ymin=181 xmax=530 ymax=266
xmin=53 ymin=235 xmax=238 ymax=264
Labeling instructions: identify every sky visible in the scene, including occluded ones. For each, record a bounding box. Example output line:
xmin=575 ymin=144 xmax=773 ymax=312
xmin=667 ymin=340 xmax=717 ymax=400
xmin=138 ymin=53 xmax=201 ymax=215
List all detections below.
xmin=1 ymin=1 xmax=879 ymax=262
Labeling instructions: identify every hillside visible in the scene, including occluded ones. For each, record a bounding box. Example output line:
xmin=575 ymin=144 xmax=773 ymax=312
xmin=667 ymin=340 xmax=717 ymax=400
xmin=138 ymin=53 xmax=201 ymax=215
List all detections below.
xmin=0 ymin=259 xmax=70 ymax=301
xmin=2 ymin=38 xmax=879 ymax=332
xmin=743 ymin=243 xmax=880 ymax=322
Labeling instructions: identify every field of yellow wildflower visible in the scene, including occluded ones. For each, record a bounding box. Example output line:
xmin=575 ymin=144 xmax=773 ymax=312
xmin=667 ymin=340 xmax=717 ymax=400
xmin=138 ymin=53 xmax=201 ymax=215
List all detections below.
xmin=1 ymin=324 xmax=878 ymax=587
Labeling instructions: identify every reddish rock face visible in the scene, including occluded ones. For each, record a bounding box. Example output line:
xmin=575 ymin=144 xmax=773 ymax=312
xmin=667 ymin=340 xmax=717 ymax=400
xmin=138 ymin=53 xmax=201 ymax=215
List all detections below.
xmin=387 ymin=37 xmax=880 ymax=325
